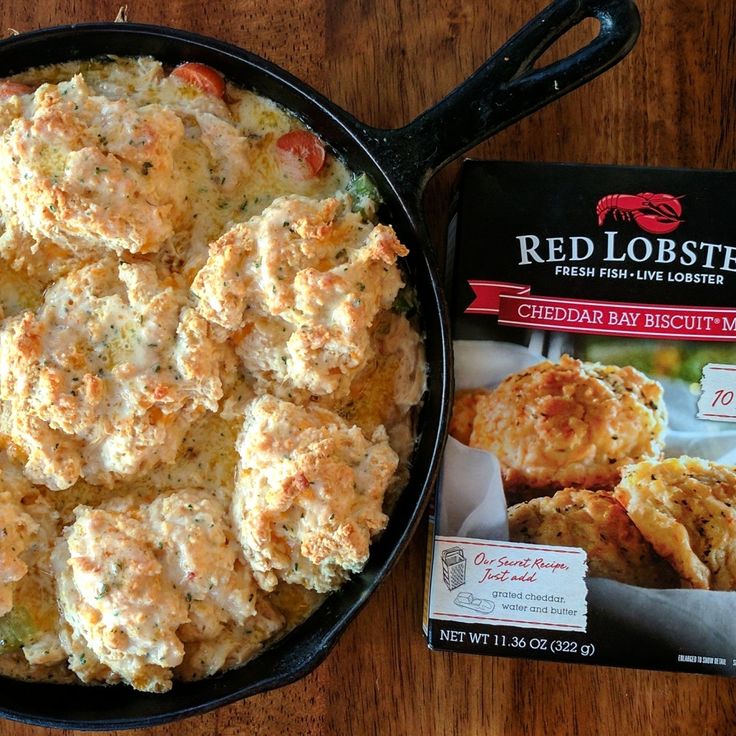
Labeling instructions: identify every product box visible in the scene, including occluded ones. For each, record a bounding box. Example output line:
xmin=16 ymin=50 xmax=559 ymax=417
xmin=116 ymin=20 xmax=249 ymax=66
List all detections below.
xmin=424 ymin=160 xmax=736 ymax=675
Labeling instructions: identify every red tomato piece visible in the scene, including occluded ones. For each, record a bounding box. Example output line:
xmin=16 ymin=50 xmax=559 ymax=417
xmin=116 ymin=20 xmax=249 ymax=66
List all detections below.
xmin=170 ymin=63 xmax=225 ymax=98
xmin=276 ymin=130 xmax=326 ymax=180
xmin=0 ymin=81 xmax=33 ymax=98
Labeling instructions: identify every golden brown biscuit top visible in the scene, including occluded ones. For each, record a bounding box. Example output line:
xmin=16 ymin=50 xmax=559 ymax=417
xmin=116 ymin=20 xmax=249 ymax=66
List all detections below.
xmin=232 ymin=395 xmax=399 ymax=593
xmin=470 ymin=355 xmax=667 ymax=493
xmin=508 ymin=488 xmax=679 ymax=588
xmin=192 ymin=195 xmax=407 ymax=398
xmin=614 ymin=456 xmax=736 ymax=591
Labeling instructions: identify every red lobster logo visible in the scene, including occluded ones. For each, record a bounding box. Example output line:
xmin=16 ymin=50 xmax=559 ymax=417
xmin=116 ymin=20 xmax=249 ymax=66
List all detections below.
xmin=596 ymin=193 xmax=684 ymax=235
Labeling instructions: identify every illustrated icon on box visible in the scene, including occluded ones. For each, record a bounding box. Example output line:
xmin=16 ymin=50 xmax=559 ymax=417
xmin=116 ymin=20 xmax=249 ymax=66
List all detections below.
xmin=442 ymin=547 xmax=467 ymax=590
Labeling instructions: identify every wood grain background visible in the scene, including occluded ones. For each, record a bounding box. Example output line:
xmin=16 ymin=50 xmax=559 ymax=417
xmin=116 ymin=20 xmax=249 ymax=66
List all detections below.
xmin=2 ymin=1 xmax=736 ymax=734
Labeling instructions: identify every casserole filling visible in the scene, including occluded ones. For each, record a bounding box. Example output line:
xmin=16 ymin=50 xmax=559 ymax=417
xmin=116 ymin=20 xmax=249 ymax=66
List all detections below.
xmin=0 ymin=56 xmax=425 ymax=691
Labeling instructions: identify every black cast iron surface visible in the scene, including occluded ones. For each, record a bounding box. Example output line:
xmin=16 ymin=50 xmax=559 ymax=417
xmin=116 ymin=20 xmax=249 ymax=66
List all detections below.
xmin=0 ymin=0 xmax=639 ymax=728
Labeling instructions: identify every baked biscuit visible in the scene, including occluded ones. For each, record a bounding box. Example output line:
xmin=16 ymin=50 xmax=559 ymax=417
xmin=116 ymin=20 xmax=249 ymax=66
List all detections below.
xmin=470 ymin=355 xmax=666 ymax=493
xmin=53 ymin=506 xmax=189 ymax=692
xmin=614 ymin=457 xmax=736 ymax=590
xmin=0 ymin=74 xmax=185 ymax=260
xmin=55 ymin=489 xmax=281 ymax=692
xmin=146 ymin=489 xmax=263 ymax=639
xmin=192 ymin=195 xmax=408 ymax=397
xmin=449 ymin=389 xmax=491 ymax=446
xmin=232 ymin=395 xmax=399 ymax=593
xmin=508 ymin=489 xmax=679 ymax=587
xmin=195 ymin=111 xmax=252 ymax=194
xmin=0 ymin=259 xmax=230 ymax=490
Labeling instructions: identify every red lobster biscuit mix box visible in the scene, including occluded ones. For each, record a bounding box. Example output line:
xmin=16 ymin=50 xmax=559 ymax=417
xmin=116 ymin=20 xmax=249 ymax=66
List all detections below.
xmin=424 ymin=160 xmax=736 ymax=675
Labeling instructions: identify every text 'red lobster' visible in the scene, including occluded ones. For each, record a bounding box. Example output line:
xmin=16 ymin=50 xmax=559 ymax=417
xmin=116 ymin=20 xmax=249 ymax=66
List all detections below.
xmin=596 ymin=193 xmax=684 ymax=235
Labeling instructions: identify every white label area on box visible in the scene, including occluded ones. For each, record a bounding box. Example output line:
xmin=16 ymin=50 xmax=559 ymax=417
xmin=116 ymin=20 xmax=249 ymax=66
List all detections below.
xmin=698 ymin=363 xmax=736 ymax=422
xmin=429 ymin=537 xmax=588 ymax=632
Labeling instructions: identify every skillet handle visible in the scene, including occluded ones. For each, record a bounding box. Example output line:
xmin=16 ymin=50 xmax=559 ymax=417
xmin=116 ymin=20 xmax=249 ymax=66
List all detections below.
xmin=369 ymin=0 xmax=640 ymax=203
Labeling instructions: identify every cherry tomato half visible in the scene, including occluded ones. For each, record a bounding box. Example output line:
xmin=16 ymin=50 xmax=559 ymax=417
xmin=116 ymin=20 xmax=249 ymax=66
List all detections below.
xmin=170 ymin=63 xmax=225 ymax=98
xmin=0 ymin=81 xmax=33 ymax=98
xmin=275 ymin=130 xmax=326 ymax=180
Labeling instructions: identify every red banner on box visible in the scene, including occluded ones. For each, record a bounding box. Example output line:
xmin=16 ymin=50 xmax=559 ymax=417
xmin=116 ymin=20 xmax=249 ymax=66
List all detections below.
xmin=466 ymin=280 xmax=736 ymax=341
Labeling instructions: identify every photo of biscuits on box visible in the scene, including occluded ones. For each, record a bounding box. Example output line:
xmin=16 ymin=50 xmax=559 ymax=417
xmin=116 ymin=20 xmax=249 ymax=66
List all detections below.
xmin=450 ymin=353 xmax=736 ymax=591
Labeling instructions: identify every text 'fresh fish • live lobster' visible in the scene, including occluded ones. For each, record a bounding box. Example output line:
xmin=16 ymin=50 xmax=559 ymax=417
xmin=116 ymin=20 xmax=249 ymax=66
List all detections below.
xmin=596 ymin=193 xmax=684 ymax=235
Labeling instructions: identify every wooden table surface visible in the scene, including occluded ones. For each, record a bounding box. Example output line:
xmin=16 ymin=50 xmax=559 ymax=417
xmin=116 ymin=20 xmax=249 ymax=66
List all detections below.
xmin=2 ymin=0 xmax=736 ymax=734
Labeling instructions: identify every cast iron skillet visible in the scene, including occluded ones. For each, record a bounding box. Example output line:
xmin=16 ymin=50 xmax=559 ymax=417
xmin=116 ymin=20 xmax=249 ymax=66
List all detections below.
xmin=0 ymin=0 xmax=640 ymax=728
